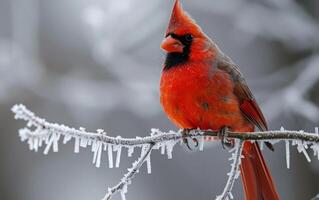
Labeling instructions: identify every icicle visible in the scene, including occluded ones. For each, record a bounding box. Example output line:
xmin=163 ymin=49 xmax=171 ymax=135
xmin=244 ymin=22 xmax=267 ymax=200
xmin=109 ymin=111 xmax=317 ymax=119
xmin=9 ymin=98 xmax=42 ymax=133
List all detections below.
xmin=19 ymin=128 xmax=29 ymax=141
xmin=229 ymin=192 xmax=234 ymax=199
xmin=260 ymin=141 xmax=264 ymax=150
xmin=63 ymin=134 xmax=72 ymax=144
xmin=146 ymin=153 xmax=152 ymax=174
xmin=120 ymin=184 xmax=128 ymax=200
xmin=296 ymin=140 xmax=311 ymax=162
xmin=108 ymin=144 xmax=114 ymax=168
xmin=92 ymin=141 xmax=99 ymax=164
xmin=45 ymin=135 xmax=49 ymax=144
xmin=312 ymin=144 xmax=319 ymax=160
xmin=97 ymin=129 xmax=104 ymax=134
xmin=122 ymin=184 xmax=128 ymax=194
xmin=160 ymin=144 xmax=165 ymax=155
xmin=80 ymin=137 xmax=88 ymax=148
xmin=128 ymin=146 xmax=134 ymax=157
xmin=28 ymin=138 xmax=34 ymax=150
xmin=116 ymin=146 xmax=122 ymax=168
xmin=120 ymin=191 xmax=126 ymax=200
xmin=199 ymin=136 xmax=205 ymax=151
xmin=166 ymin=141 xmax=176 ymax=159
xmin=53 ymin=133 xmax=59 ymax=152
xmin=95 ymin=142 xmax=102 ymax=168
xmin=44 ymin=134 xmax=55 ymax=154
xmin=285 ymin=140 xmax=290 ymax=169
xmin=34 ymin=137 xmax=39 ymax=152
xmin=39 ymin=137 xmax=43 ymax=147
xmin=92 ymin=140 xmax=97 ymax=152
xmin=234 ymin=169 xmax=241 ymax=179
xmin=27 ymin=121 xmax=32 ymax=127
xmin=74 ymin=137 xmax=80 ymax=153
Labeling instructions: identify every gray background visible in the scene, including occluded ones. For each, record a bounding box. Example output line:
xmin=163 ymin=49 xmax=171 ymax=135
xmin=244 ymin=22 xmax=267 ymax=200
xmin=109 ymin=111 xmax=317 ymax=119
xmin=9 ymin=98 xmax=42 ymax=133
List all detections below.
xmin=1 ymin=0 xmax=319 ymax=199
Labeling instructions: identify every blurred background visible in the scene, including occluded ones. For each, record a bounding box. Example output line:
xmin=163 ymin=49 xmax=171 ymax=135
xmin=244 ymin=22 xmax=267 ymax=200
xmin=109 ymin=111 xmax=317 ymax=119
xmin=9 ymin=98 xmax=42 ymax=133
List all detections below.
xmin=1 ymin=0 xmax=319 ymax=199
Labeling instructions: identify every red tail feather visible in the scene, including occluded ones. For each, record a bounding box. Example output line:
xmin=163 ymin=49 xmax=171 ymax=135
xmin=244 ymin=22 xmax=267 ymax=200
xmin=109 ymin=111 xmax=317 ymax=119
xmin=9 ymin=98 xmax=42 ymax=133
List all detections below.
xmin=240 ymin=142 xmax=280 ymax=200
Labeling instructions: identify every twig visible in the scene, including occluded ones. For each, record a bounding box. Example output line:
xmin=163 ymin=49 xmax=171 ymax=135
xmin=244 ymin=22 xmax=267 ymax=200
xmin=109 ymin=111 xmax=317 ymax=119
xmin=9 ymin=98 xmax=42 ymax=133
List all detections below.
xmin=102 ymin=143 xmax=155 ymax=200
xmin=216 ymin=140 xmax=244 ymax=200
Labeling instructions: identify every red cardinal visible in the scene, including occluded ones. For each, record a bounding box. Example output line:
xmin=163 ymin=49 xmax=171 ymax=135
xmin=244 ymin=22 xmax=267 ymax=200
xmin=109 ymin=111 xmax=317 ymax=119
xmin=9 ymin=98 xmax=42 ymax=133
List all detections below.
xmin=160 ymin=1 xmax=280 ymax=199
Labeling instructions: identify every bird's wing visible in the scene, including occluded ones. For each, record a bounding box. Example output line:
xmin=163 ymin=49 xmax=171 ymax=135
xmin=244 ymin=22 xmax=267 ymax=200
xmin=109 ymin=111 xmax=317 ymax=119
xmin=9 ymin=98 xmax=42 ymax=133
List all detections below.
xmin=217 ymin=54 xmax=268 ymax=131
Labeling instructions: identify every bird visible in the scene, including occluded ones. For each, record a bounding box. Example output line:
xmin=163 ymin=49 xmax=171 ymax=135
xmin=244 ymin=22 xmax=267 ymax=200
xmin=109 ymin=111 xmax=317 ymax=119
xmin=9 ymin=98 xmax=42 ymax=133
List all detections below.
xmin=159 ymin=1 xmax=280 ymax=199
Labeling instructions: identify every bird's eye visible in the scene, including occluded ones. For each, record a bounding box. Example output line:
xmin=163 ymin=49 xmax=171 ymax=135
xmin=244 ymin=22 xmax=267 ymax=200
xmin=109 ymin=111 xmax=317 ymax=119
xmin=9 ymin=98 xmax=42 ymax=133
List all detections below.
xmin=185 ymin=34 xmax=193 ymax=42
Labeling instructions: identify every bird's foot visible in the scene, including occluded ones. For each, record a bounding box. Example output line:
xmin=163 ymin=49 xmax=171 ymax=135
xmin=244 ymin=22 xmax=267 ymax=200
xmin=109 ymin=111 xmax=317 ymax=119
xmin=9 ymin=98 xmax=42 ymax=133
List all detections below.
xmin=218 ymin=126 xmax=234 ymax=149
xmin=181 ymin=128 xmax=198 ymax=151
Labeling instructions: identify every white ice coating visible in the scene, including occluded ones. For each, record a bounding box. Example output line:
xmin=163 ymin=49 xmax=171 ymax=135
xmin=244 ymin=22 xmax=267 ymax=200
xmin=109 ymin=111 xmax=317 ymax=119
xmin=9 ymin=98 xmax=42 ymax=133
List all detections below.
xmin=11 ymin=104 xmax=319 ymax=200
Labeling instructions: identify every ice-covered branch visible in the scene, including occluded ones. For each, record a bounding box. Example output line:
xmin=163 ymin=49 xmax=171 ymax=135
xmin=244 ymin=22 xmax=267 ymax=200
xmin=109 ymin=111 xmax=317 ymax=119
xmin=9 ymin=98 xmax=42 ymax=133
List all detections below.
xmin=102 ymin=143 xmax=154 ymax=200
xmin=12 ymin=104 xmax=319 ymax=146
xmin=12 ymin=104 xmax=319 ymax=200
xmin=216 ymin=140 xmax=244 ymax=200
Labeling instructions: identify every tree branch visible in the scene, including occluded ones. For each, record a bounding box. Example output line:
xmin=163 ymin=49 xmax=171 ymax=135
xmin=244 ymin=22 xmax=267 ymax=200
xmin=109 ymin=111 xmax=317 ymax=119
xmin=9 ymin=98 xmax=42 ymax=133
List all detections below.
xmin=12 ymin=104 xmax=319 ymax=146
xmin=216 ymin=140 xmax=244 ymax=200
xmin=103 ymin=143 xmax=155 ymax=200
xmin=11 ymin=104 xmax=319 ymax=200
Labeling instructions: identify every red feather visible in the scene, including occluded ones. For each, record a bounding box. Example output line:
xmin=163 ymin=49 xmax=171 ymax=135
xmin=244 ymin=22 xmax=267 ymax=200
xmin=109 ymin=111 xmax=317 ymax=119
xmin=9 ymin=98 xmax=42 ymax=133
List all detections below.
xmin=241 ymin=99 xmax=268 ymax=131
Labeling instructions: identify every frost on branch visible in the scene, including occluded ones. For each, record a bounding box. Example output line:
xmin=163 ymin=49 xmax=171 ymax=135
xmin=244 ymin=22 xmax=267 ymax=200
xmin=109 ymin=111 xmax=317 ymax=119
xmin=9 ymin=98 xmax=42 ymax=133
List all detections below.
xmin=103 ymin=144 xmax=155 ymax=200
xmin=216 ymin=140 xmax=244 ymax=200
xmin=12 ymin=104 xmax=319 ymax=200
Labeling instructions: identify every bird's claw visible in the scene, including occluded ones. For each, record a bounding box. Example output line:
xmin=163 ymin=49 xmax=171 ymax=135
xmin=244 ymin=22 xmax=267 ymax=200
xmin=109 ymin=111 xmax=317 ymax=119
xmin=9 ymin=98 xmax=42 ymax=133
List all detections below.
xmin=218 ymin=126 xmax=234 ymax=149
xmin=181 ymin=129 xmax=198 ymax=151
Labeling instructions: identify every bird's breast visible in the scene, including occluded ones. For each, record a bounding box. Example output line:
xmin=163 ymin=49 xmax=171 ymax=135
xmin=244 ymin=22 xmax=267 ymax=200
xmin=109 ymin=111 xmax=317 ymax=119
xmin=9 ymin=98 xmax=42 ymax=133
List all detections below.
xmin=160 ymin=63 xmax=248 ymax=131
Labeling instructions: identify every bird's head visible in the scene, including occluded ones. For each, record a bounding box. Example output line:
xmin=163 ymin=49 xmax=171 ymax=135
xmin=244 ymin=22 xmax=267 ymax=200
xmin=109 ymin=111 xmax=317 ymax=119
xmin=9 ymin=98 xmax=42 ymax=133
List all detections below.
xmin=161 ymin=0 xmax=216 ymax=70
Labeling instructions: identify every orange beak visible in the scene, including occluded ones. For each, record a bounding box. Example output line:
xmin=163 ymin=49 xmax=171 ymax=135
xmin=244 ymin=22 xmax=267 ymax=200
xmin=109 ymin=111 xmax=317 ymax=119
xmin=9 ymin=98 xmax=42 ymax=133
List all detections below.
xmin=160 ymin=35 xmax=184 ymax=53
